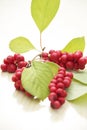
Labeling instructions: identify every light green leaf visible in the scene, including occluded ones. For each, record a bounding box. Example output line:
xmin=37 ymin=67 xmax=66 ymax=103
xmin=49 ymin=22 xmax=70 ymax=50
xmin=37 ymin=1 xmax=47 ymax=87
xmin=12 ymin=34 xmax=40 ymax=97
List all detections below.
xmin=45 ymin=61 xmax=59 ymax=75
xmin=31 ymin=0 xmax=60 ymax=32
xmin=21 ymin=61 xmax=57 ymax=100
xmin=73 ymin=69 xmax=87 ymax=85
xmin=66 ymin=79 xmax=87 ymax=101
xmin=9 ymin=36 xmax=35 ymax=53
xmin=62 ymin=37 xmax=85 ymax=53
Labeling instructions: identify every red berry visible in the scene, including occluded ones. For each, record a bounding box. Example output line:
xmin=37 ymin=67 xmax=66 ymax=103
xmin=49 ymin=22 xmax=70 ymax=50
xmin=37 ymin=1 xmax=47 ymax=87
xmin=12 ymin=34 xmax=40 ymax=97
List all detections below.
xmin=78 ymin=57 xmax=86 ymax=66
xmin=16 ymin=55 xmax=25 ymax=62
xmin=12 ymin=74 xmax=18 ymax=82
xmin=3 ymin=58 xmax=9 ymax=64
xmin=48 ymin=92 xmax=57 ymax=102
xmin=15 ymin=71 xmax=21 ymax=79
xmin=1 ymin=64 xmax=7 ymax=72
xmin=63 ymin=79 xmax=71 ymax=88
xmin=60 ymin=54 xmax=67 ymax=63
xmin=66 ymin=61 xmax=74 ymax=70
xmin=56 ymin=82 xmax=65 ymax=89
xmin=7 ymin=55 xmax=14 ymax=63
xmin=7 ymin=64 xmax=17 ymax=73
xmin=49 ymin=52 xmax=58 ymax=62
xmin=74 ymin=51 xmax=83 ymax=61
xmin=48 ymin=83 xmax=56 ymax=89
xmin=50 ymin=87 xmax=57 ymax=92
xmin=58 ymin=97 xmax=65 ymax=105
xmin=67 ymin=53 xmax=74 ymax=61
xmin=56 ymin=88 xmax=67 ymax=97
xmin=65 ymin=72 xmax=73 ymax=79
xmin=14 ymin=80 xmax=21 ymax=90
xmin=51 ymin=100 xmax=61 ymax=109
xmin=18 ymin=61 xmax=28 ymax=68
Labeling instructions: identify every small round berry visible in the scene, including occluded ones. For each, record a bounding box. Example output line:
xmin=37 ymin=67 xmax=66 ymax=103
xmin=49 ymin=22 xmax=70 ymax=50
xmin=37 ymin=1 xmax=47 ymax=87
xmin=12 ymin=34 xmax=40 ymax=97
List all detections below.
xmin=66 ymin=61 xmax=74 ymax=70
xmin=74 ymin=51 xmax=83 ymax=61
xmin=49 ymin=52 xmax=58 ymax=62
xmin=18 ymin=61 xmax=28 ymax=68
xmin=60 ymin=54 xmax=67 ymax=63
xmin=51 ymin=79 xmax=57 ymax=84
xmin=14 ymin=80 xmax=21 ymax=90
xmin=49 ymin=50 xmax=55 ymax=54
xmin=58 ymin=97 xmax=65 ymax=105
xmin=56 ymin=88 xmax=67 ymax=97
xmin=51 ymin=100 xmax=61 ymax=109
xmin=12 ymin=74 xmax=18 ymax=82
xmin=63 ymin=79 xmax=71 ymax=88
xmin=16 ymin=55 xmax=25 ymax=62
xmin=56 ymin=82 xmax=65 ymax=89
xmin=65 ymin=72 xmax=73 ymax=79
xmin=48 ymin=92 xmax=57 ymax=102
xmin=78 ymin=57 xmax=86 ymax=66
xmin=7 ymin=64 xmax=17 ymax=73
xmin=3 ymin=58 xmax=9 ymax=64
xmin=15 ymin=71 xmax=21 ymax=79
xmin=7 ymin=55 xmax=14 ymax=63
xmin=48 ymin=83 xmax=56 ymax=89
xmin=67 ymin=53 xmax=74 ymax=61
xmin=1 ymin=64 xmax=7 ymax=72
xmin=50 ymin=87 xmax=57 ymax=92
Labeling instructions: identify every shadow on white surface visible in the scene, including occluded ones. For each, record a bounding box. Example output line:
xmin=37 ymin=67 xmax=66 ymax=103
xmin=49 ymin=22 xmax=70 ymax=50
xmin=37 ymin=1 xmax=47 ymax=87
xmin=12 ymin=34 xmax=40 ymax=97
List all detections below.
xmin=68 ymin=94 xmax=87 ymax=119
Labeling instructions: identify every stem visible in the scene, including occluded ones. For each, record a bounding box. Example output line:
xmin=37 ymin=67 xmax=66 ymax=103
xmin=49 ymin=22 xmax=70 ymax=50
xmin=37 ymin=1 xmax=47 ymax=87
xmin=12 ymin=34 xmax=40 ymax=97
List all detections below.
xmin=32 ymin=54 xmax=41 ymax=61
xmin=40 ymin=32 xmax=43 ymax=51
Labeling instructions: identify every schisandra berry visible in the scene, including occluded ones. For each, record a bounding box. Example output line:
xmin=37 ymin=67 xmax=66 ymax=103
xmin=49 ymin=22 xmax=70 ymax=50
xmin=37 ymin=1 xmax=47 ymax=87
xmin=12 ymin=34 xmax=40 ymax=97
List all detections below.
xmin=41 ymin=50 xmax=87 ymax=70
xmin=0 ymin=54 xmax=28 ymax=73
xmin=48 ymin=67 xmax=73 ymax=109
xmin=0 ymin=64 xmax=7 ymax=72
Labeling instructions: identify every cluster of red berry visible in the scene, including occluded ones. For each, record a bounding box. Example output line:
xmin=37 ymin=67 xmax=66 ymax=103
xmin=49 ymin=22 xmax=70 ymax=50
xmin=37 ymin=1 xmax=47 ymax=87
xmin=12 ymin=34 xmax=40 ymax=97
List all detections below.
xmin=0 ymin=54 xmax=28 ymax=73
xmin=0 ymin=50 xmax=86 ymax=110
xmin=48 ymin=67 xmax=73 ymax=109
xmin=42 ymin=50 xmax=87 ymax=70
xmin=12 ymin=68 xmax=33 ymax=97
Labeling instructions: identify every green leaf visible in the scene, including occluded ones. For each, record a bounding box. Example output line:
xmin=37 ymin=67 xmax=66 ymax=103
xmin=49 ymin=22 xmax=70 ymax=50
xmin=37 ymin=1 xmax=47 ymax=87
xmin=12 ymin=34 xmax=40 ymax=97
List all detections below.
xmin=62 ymin=37 xmax=85 ymax=53
xmin=9 ymin=36 xmax=35 ymax=53
xmin=21 ymin=61 xmax=58 ymax=100
xmin=66 ymin=79 xmax=87 ymax=101
xmin=31 ymin=0 xmax=60 ymax=32
xmin=73 ymin=69 xmax=87 ymax=85
xmin=45 ymin=61 xmax=59 ymax=75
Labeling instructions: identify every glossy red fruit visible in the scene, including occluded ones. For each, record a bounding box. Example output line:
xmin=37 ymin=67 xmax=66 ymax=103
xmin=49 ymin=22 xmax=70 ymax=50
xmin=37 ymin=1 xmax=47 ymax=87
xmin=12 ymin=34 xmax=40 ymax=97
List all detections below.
xmin=7 ymin=64 xmax=17 ymax=73
xmin=1 ymin=64 xmax=7 ymax=72
xmin=51 ymin=100 xmax=61 ymax=109
xmin=48 ymin=92 xmax=57 ymax=102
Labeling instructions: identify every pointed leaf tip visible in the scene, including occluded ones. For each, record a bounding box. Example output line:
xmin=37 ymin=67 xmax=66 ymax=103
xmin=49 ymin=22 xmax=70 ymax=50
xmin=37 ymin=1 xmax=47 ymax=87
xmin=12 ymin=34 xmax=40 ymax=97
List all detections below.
xmin=62 ymin=37 xmax=85 ymax=53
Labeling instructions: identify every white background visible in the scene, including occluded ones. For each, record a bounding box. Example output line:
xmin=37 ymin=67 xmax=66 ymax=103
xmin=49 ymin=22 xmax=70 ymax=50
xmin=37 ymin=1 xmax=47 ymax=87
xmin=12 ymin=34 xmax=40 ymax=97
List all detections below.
xmin=0 ymin=0 xmax=87 ymax=130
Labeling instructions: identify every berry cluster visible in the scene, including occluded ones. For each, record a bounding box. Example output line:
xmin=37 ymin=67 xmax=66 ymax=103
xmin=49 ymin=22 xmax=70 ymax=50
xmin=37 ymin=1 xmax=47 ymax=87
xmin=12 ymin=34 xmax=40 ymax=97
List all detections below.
xmin=48 ymin=67 xmax=73 ymax=109
xmin=12 ymin=68 xmax=33 ymax=97
xmin=0 ymin=54 xmax=28 ymax=73
xmin=42 ymin=50 xmax=87 ymax=70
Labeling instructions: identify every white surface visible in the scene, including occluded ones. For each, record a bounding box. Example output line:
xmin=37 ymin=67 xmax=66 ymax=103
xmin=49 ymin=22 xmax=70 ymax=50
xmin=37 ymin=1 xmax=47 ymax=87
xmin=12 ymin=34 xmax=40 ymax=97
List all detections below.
xmin=0 ymin=0 xmax=87 ymax=130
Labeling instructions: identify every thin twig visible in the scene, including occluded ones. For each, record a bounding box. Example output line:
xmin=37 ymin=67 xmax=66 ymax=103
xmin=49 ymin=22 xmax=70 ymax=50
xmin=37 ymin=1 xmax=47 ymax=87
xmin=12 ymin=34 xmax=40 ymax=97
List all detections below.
xmin=40 ymin=32 xmax=43 ymax=51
